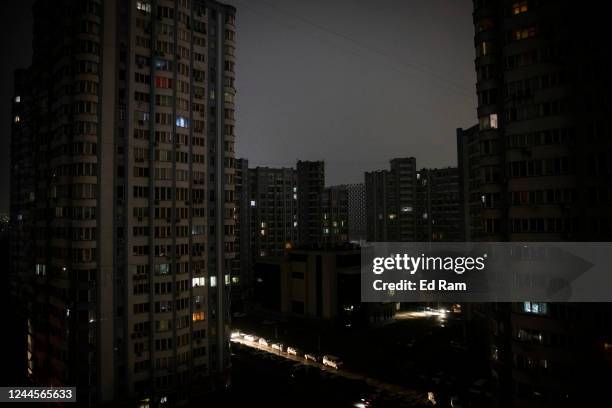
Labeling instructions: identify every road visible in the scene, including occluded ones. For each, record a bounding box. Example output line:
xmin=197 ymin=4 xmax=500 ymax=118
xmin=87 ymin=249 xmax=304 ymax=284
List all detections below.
xmin=231 ymin=336 xmax=428 ymax=406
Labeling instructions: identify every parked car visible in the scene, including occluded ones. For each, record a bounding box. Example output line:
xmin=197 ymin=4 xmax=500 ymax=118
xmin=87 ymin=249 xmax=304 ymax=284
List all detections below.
xmin=322 ymin=355 xmax=343 ymax=369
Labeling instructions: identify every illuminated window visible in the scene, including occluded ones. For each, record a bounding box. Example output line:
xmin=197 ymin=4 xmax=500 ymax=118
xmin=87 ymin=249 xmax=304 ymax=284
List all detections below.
xmin=210 ymin=276 xmax=217 ymax=287
xmin=35 ymin=264 xmax=46 ymax=276
xmin=476 ymin=41 xmax=493 ymax=58
xmin=512 ymin=26 xmax=536 ymax=41
xmin=250 ymin=200 xmax=256 ymax=207
xmin=479 ymin=114 xmax=498 ymax=130
xmin=401 ymin=206 xmax=413 ymax=213
xmin=523 ymin=302 xmax=547 ymax=315
xmin=176 ymin=116 xmax=189 ymax=128
xmin=14 ymin=115 xmax=21 ymax=123
xmin=512 ymin=1 xmax=528 ymax=15
xmin=389 ymin=214 xmax=397 ymax=220
xmin=225 ymin=274 xmax=230 ymax=285
xmin=14 ymin=96 xmax=21 ymax=103
xmin=155 ymin=263 xmax=170 ymax=275
xmin=192 ymin=277 xmax=205 ymax=287
xmin=192 ymin=312 xmax=206 ymax=322
xmin=231 ymin=276 xmax=240 ymax=284
xmin=136 ymin=1 xmax=151 ymax=14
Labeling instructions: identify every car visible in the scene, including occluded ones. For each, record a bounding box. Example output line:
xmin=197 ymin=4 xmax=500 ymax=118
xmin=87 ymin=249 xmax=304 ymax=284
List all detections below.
xmin=243 ymin=334 xmax=258 ymax=342
xmin=271 ymin=343 xmax=285 ymax=352
xmin=258 ymin=338 xmax=269 ymax=347
xmin=304 ymin=353 xmax=319 ymax=363
xmin=286 ymin=347 xmax=302 ymax=357
xmin=322 ymin=354 xmax=343 ymax=369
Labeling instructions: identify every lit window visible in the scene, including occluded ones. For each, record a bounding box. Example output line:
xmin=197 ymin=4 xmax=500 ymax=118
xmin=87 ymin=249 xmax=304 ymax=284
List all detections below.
xmin=389 ymin=214 xmax=397 ymax=220
xmin=476 ymin=41 xmax=492 ymax=57
xmin=401 ymin=206 xmax=413 ymax=213
xmin=250 ymin=200 xmax=256 ymax=207
xmin=14 ymin=115 xmax=21 ymax=123
xmin=192 ymin=277 xmax=205 ymax=287
xmin=14 ymin=96 xmax=21 ymax=103
xmin=176 ymin=116 xmax=189 ymax=128
xmin=210 ymin=276 xmax=217 ymax=287
xmin=512 ymin=1 xmax=528 ymax=15
xmin=231 ymin=276 xmax=240 ymax=284
xmin=225 ymin=274 xmax=230 ymax=285
xmin=35 ymin=264 xmax=46 ymax=276
xmin=136 ymin=1 xmax=151 ymax=13
xmin=293 ymin=221 xmax=298 ymax=227
xmin=192 ymin=312 xmax=206 ymax=322
xmin=479 ymin=113 xmax=498 ymax=130
xmin=512 ymin=26 xmax=536 ymax=41
xmin=523 ymin=302 xmax=548 ymax=315
xmin=155 ymin=264 xmax=170 ymax=275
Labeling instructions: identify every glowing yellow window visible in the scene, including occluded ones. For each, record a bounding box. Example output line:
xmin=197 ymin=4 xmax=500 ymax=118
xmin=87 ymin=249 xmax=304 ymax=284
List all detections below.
xmin=192 ymin=312 xmax=206 ymax=322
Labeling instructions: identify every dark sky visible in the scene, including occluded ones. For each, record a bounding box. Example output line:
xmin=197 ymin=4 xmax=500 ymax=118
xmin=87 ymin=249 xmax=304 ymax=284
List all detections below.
xmin=0 ymin=0 xmax=476 ymax=213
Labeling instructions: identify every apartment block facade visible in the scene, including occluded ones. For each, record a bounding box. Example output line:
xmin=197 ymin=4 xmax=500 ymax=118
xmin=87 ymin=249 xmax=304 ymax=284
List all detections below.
xmin=365 ymin=157 xmax=418 ymax=242
xmin=296 ymin=160 xmax=325 ymax=246
xmin=249 ymin=166 xmax=298 ymax=259
xmin=9 ymin=0 xmax=237 ymax=406
xmin=470 ymin=0 xmax=612 ymax=406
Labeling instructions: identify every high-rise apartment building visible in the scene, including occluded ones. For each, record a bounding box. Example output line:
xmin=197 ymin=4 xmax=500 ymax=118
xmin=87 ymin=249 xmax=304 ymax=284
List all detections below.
xmin=456 ymin=124 xmax=480 ymax=241
xmin=415 ymin=167 xmax=461 ymax=242
xmin=365 ymin=158 xmax=417 ymax=242
xmin=341 ymin=183 xmax=366 ymax=242
xmin=296 ymin=160 xmax=325 ymax=246
xmin=249 ymin=166 xmax=298 ymax=258
xmin=469 ymin=1 xmax=612 ymax=406
xmin=232 ymin=158 xmax=250 ymax=310
xmin=9 ymin=0 xmax=237 ymax=406
xmin=321 ymin=186 xmax=349 ymax=244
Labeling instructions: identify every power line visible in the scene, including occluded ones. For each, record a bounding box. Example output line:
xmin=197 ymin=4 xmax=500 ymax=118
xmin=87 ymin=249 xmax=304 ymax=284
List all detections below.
xmin=242 ymin=0 xmax=475 ymax=99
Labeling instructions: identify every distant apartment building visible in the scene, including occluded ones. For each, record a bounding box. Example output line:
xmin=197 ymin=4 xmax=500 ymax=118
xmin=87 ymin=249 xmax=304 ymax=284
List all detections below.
xmin=232 ymin=158 xmax=251 ymax=309
xmin=249 ymin=166 xmax=298 ymax=258
xmin=296 ymin=160 xmax=325 ymax=246
xmin=415 ymin=167 xmax=461 ymax=242
xmin=456 ymin=124 xmax=480 ymax=241
xmin=365 ymin=158 xmax=418 ymax=242
xmin=9 ymin=1 xmax=237 ymax=406
xmin=321 ymin=186 xmax=349 ymax=244
xmin=468 ymin=1 xmax=612 ymax=406
xmin=340 ymin=183 xmax=366 ymax=242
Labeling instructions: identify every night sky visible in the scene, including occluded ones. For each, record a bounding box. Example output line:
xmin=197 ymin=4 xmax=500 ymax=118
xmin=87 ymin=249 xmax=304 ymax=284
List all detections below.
xmin=0 ymin=0 xmax=476 ymax=213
